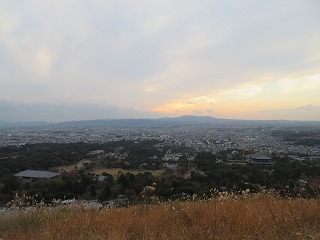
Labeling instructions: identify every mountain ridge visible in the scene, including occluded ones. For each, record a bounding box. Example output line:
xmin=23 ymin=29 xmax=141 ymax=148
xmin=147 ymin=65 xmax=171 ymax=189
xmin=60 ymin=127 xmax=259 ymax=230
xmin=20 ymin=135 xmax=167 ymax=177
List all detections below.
xmin=1 ymin=115 xmax=319 ymax=128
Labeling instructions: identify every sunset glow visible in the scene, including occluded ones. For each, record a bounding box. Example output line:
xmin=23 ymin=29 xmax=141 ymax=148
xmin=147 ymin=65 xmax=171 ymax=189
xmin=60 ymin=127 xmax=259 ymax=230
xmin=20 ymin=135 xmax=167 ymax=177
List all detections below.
xmin=152 ymin=74 xmax=320 ymax=120
xmin=0 ymin=1 xmax=319 ymax=121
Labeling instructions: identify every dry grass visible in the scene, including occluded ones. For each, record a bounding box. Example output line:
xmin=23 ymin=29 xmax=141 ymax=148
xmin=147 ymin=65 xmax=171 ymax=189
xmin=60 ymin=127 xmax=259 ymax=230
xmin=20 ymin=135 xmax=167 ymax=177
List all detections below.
xmin=54 ymin=161 xmax=87 ymax=172
xmin=91 ymin=168 xmax=164 ymax=177
xmin=1 ymin=195 xmax=320 ymax=240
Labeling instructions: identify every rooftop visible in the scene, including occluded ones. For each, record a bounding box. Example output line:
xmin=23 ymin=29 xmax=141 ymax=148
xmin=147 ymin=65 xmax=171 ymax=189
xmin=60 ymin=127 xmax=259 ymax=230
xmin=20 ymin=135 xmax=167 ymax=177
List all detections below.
xmin=14 ymin=170 xmax=60 ymax=179
xmin=250 ymin=153 xmax=272 ymax=160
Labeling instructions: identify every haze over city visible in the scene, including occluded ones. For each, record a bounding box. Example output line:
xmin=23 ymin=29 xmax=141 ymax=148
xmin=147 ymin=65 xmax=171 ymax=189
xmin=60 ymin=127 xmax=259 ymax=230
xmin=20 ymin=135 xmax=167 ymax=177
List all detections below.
xmin=0 ymin=0 xmax=319 ymax=122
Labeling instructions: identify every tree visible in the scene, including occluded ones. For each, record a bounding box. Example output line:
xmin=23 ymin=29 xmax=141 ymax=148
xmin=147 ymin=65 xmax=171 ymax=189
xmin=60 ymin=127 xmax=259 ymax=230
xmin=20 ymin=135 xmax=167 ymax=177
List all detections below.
xmin=2 ymin=175 xmax=19 ymax=193
xmin=98 ymin=185 xmax=112 ymax=201
xmin=90 ymin=185 xmax=96 ymax=199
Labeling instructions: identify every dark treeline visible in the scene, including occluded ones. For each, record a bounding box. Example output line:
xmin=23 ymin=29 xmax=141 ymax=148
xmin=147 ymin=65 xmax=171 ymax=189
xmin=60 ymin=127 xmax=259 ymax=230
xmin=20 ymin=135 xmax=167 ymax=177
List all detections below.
xmin=0 ymin=141 xmax=320 ymax=205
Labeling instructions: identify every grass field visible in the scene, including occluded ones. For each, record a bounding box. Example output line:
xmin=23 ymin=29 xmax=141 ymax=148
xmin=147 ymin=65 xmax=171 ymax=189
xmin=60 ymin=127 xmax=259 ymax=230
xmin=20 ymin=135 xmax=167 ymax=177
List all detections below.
xmin=1 ymin=193 xmax=320 ymax=240
xmin=91 ymin=168 xmax=164 ymax=176
xmin=54 ymin=160 xmax=88 ymax=172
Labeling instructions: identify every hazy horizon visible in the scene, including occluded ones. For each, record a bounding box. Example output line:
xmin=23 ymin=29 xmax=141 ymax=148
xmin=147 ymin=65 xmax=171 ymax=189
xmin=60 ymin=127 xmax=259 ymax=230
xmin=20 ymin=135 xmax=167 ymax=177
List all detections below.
xmin=1 ymin=112 xmax=320 ymax=124
xmin=1 ymin=1 xmax=319 ymax=122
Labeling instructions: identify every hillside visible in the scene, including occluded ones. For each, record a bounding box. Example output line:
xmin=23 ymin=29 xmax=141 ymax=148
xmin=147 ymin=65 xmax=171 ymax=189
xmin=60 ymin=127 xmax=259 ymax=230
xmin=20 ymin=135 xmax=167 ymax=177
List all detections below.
xmin=1 ymin=194 xmax=320 ymax=240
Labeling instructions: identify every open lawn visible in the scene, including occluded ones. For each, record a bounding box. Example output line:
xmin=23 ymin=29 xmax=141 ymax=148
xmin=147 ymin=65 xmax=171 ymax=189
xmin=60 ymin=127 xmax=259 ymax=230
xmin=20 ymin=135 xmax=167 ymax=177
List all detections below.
xmin=53 ymin=160 xmax=90 ymax=172
xmin=91 ymin=168 xmax=164 ymax=177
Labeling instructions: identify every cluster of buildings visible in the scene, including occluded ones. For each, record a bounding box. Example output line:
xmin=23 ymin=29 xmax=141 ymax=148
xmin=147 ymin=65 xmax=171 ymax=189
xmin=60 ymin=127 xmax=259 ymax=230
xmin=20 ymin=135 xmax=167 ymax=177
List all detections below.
xmin=0 ymin=124 xmax=319 ymax=160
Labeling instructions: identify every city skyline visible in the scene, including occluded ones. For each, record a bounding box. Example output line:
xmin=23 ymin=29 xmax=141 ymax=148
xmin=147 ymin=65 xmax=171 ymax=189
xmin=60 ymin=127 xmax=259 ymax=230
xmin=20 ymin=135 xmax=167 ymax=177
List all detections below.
xmin=1 ymin=1 xmax=319 ymax=121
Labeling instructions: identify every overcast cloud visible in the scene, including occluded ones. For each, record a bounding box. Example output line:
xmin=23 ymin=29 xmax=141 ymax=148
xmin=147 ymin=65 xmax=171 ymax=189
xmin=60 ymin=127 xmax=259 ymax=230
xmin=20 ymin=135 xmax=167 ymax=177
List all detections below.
xmin=0 ymin=0 xmax=319 ymax=121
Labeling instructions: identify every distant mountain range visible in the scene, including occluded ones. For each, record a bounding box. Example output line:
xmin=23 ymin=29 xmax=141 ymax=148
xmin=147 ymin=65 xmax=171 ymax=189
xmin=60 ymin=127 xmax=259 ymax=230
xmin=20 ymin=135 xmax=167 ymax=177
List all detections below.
xmin=55 ymin=115 xmax=226 ymax=127
xmin=1 ymin=115 xmax=319 ymax=128
xmin=0 ymin=121 xmax=49 ymax=128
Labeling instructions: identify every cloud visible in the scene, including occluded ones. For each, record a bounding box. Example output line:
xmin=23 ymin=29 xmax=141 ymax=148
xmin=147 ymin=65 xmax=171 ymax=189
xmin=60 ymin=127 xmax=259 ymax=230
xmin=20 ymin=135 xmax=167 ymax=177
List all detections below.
xmin=296 ymin=105 xmax=320 ymax=112
xmin=152 ymin=73 xmax=320 ymax=120
xmin=205 ymin=109 xmax=214 ymax=114
xmin=0 ymin=1 xmax=319 ymax=120
xmin=0 ymin=101 xmax=162 ymax=122
xmin=260 ymin=105 xmax=320 ymax=121
xmin=192 ymin=110 xmax=203 ymax=115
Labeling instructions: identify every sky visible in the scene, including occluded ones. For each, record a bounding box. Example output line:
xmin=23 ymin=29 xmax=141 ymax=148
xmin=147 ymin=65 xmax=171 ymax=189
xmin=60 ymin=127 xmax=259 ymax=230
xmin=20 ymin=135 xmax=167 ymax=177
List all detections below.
xmin=0 ymin=0 xmax=320 ymax=122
